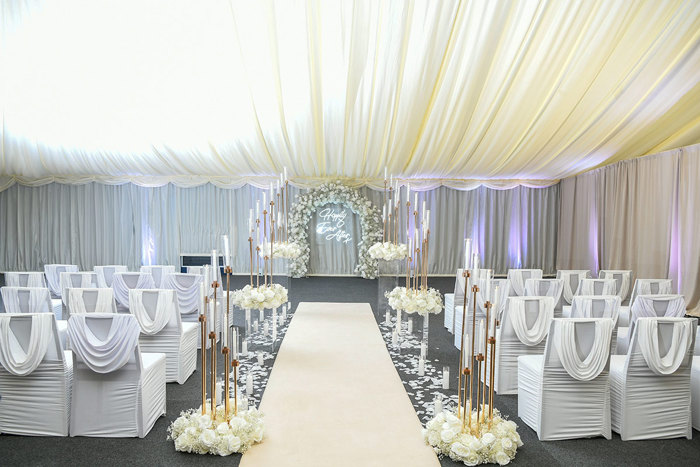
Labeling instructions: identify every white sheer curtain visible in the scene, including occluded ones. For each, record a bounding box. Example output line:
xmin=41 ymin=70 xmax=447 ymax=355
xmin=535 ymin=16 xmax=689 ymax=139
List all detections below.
xmin=557 ymin=144 xmax=700 ymax=316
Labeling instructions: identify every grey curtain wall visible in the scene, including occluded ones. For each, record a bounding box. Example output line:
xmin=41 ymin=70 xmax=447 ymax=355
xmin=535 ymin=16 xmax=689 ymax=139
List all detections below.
xmin=0 ymin=182 xmax=559 ymax=276
xmin=557 ymin=143 xmax=700 ymax=315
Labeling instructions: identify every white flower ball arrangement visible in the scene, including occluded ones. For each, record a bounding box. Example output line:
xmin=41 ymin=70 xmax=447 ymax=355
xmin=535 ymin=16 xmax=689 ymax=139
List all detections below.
xmin=258 ymin=241 xmax=302 ymax=260
xmin=288 ymin=181 xmax=382 ymax=279
xmin=385 ymin=286 xmax=443 ymax=316
xmin=368 ymin=241 xmax=408 ymax=261
xmin=168 ymin=403 xmax=264 ymax=456
xmin=231 ymin=284 xmax=288 ymax=311
xmin=423 ymin=408 xmax=522 ymax=466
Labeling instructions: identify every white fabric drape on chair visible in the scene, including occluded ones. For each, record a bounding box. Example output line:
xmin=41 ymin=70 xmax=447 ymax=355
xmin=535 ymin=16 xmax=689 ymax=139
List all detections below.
xmin=5 ymin=272 xmax=46 ymax=288
xmin=576 ymin=279 xmax=617 ymax=296
xmin=162 ymin=273 xmax=203 ymax=315
xmin=599 ymin=270 xmax=632 ymax=302
xmin=558 ymin=319 xmax=614 ymax=381
xmin=629 ymin=279 xmax=673 ymax=307
xmin=129 ymin=289 xmax=176 ymax=336
xmin=0 ymin=313 xmax=54 ymax=376
xmin=525 ymin=279 xmax=564 ymax=303
xmin=60 ymin=272 xmax=98 ymax=305
xmin=636 ymin=318 xmax=694 ymax=375
xmin=111 ymin=273 xmax=155 ymax=310
xmin=67 ymin=314 xmax=141 ymax=373
xmin=556 ymin=270 xmax=591 ymax=305
xmin=67 ymin=288 xmax=117 ymax=317
xmin=507 ymin=269 xmax=542 ymax=296
xmin=139 ymin=266 xmax=175 ymax=289
xmin=1 ymin=287 xmax=53 ymax=315
xmin=571 ymin=296 xmax=621 ymax=324
xmin=94 ymin=265 xmax=128 ymax=288
xmin=508 ymin=297 xmax=555 ymax=346
xmin=43 ymin=264 xmax=78 ymax=297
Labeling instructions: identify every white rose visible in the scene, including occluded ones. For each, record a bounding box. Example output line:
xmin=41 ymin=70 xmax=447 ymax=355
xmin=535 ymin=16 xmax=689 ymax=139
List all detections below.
xmin=427 ymin=430 xmax=441 ymax=446
xmin=501 ymin=438 xmax=514 ymax=451
xmin=216 ymin=422 xmax=230 ymax=435
xmin=199 ymin=429 xmax=217 ymax=447
xmin=481 ymin=432 xmax=496 ymax=446
xmin=440 ymin=428 xmax=458 ymax=443
xmin=494 ymin=450 xmax=511 ymax=465
xmin=449 ymin=442 xmax=472 ymax=459
xmin=225 ymin=434 xmax=242 ymax=452
xmin=468 ymin=437 xmax=483 ymax=452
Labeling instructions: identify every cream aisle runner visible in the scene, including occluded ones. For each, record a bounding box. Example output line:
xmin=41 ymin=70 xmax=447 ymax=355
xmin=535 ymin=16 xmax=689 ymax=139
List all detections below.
xmin=240 ymin=302 xmax=439 ymax=467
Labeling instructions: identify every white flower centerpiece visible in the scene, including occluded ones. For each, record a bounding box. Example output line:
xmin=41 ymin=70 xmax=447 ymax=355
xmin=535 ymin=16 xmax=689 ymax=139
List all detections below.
xmin=385 ymin=286 xmax=443 ymax=316
xmin=369 ymin=241 xmax=408 ymax=261
xmin=168 ymin=402 xmax=264 ymax=456
xmin=288 ymin=181 xmax=382 ymax=279
xmin=423 ymin=408 xmax=522 ymax=466
xmin=258 ymin=242 xmax=302 ymax=260
xmin=231 ymin=284 xmax=288 ymax=311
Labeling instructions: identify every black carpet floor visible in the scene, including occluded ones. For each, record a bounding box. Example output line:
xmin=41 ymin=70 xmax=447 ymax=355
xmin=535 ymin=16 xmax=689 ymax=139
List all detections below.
xmin=1 ymin=276 xmax=699 ymax=466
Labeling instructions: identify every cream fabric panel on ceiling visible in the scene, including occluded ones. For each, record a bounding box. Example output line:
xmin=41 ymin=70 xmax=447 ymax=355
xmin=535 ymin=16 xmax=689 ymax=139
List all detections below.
xmin=1 ymin=0 xmax=699 ymax=191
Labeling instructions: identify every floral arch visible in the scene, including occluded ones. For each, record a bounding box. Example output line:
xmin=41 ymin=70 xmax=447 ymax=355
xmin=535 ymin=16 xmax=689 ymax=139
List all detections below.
xmin=289 ymin=181 xmax=382 ymax=279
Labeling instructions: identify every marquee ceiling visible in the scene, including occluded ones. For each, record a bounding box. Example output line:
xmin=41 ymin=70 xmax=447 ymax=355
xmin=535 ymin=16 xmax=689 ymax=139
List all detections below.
xmin=1 ymin=0 xmax=699 ymax=190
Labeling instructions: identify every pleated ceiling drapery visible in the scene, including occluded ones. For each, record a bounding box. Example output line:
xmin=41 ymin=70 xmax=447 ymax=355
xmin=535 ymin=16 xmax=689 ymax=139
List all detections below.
xmin=1 ymin=0 xmax=700 ymax=190
xmin=557 ymin=143 xmax=700 ymax=316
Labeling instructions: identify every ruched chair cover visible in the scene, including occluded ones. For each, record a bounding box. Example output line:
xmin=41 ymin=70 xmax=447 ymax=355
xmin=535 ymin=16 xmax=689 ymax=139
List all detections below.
xmin=598 ymin=270 xmax=633 ymax=302
xmin=617 ymin=294 xmax=687 ymax=355
xmin=453 ymin=278 xmax=510 ymax=350
xmin=569 ymin=295 xmax=621 ymax=353
xmin=94 ymin=265 xmax=128 ymax=288
xmin=5 ymin=272 xmax=47 ymax=288
xmin=507 ymin=269 xmax=543 ymax=296
xmin=60 ymin=272 xmax=98 ymax=306
xmin=140 ymin=265 xmax=176 ymax=288
xmin=67 ymin=288 xmax=118 ymax=319
xmin=111 ymin=272 xmax=156 ymax=313
xmin=525 ymin=278 xmax=564 ymax=314
xmin=692 ymin=356 xmax=700 ymax=431
xmin=163 ymin=273 xmax=213 ymax=348
xmin=628 ymin=279 xmax=673 ymax=309
xmin=556 ymin=270 xmax=591 ymax=305
xmin=518 ymin=318 xmax=614 ymax=440
xmin=444 ymin=269 xmax=468 ymax=333
xmin=0 ymin=286 xmax=66 ymax=348
xmin=488 ymin=296 xmax=554 ymax=394
xmin=130 ymin=289 xmax=198 ymax=384
xmin=610 ymin=317 xmax=696 ymax=440
xmin=68 ymin=314 xmax=166 ymax=437
xmin=575 ymin=278 xmax=617 ymax=296
xmin=0 ymin=313 xmax=72 ymax=436
xmin=44 ymin=264 xmax=79 ymax=298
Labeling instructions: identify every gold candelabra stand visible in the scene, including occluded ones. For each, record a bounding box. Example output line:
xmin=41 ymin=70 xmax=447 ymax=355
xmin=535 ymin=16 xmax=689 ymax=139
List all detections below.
xmin=199 ymin=301 xmax=207 ymax=415
xmin=223 ymin=266 xmax=232 ymax=420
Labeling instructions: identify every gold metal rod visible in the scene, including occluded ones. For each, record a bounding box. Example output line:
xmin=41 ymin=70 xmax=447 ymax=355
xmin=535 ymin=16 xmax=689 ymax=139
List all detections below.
xmin=285 ymin=180 xmax=289 ymax=242
xmin=199 ymin=307 xmax=207 ymax=415
xmin=475 ymin=354 xmax=483 ymax=433
xmin=223 ymin=347 xmax=230 ymax=420
xmin=457 ymin=270 xmax=470 ymax=416
xmin=210 ymin=331 xmax=216 ymax=418
xmin=468 ymin=285 xmax=479 ymax=429
xmin=461 ymin=367 xmax=471 ymax=432
xmin=248 ymin=236 xmax=254 ymax=286
xmin=483 ymin=302 xmax=490 ymax=420
xmin=233 ymin=359 xmax=239 ymax=416
xmin=488 ymin=336 xmax=496 ymax=424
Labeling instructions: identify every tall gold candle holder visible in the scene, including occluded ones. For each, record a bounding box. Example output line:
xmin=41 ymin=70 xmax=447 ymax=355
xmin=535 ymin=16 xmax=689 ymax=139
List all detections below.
xmin=223 ymin=266 xmax=232 ymax=420
xmin=466 ymin=283 xmax=479 ymax=432
xmin=199 ymin=304 xmax=207 ymax=415
xmin=248 ymin=236 xmax=254 ymax=286
xmin=222 ymin=347 xmax=230 ymax=419
xmin=457 ymin=270 xmax=471 ymax=417
xmin=482 ymin=301 xmax=491 ymax=421
xmin=232 ymin=359 xmax=240 ymax=416
xmin=210 ymin=280 xmax=219 ymax=418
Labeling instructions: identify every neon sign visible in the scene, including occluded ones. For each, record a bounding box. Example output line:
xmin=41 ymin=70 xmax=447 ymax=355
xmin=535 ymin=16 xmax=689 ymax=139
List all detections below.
xmin=316 ymin=207 xmax=353 ymax=244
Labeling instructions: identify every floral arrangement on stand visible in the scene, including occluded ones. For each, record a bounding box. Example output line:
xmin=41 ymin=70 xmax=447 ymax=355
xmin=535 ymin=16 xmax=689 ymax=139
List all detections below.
xmin=423 ymin=408 xmax=522 ymax=466
xmin=288 ymin=181 xmax=382 ymax=279
xmin=258 ymin=241 xmax=302 ymax=260
xmin=231 ymin=284 xmax=288 ymax=311
xmin=168 ymin=401 xmax=264 ymax=456
xmin=386 ymin=286 xmax=443 ymax=316
xmin=369 ymin=241 xmax=408 ymax=261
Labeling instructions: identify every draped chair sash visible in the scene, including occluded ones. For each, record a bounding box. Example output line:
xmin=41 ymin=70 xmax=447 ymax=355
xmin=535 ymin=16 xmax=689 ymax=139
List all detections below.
xmin=507 ymin=297 xmax=554 ymax=346
xmin=557 ymin=270 xmax=591 ymax=304
xmin=68 ymin=314 xmax=141 ymax=373
xmin=0 ymin=313 xmax=54 ymax=376
xmin=60 ymin=272 xmax=97 ymax=304
xmin=453 ymin=269 xmax=467 ymax=306
xmin=599 ymin=270 xmax=632 ymax=300
xmin=44 ymin=264 xmax=78 ymax=296
xmin=140 ymin=265 xmax=176 ymax=288
xmin=5 ymin=272 xmax=46 ymax=288
xmin=524 ymin=279 xmax=564 ymax=303
xmin=630 ymin=295 xmax=686 ymax=325
xmin=1 ymin=287 xmax=52 ymax=314
xmin=111 ymin=273 xmax=156 ymax=307
xmin=630 ymin=279 xmax=673 ymax=306
xmin=576 ymin=279 xmax=616 ymax=296
xmin=162 ymin=273 xmax=203 ymax=314
xmin=507 ymin=269 xmax=543 ymax=296
xmin=636 ymin=318 xmax=694 ymax=375
xmin=129 ymin=289 xmax=176 ymax=335
xmin=557 ymin=318 xmax=614 ymax=381
xmin=475 ymin=278 xmax=510 ymax=319
xmin=570 ymin=295 xmax=621 ymax=326
xmin=94 ymin=265 xmax=128 ymax=288
xmin=68 ymin=288 xmax=117 ymax=315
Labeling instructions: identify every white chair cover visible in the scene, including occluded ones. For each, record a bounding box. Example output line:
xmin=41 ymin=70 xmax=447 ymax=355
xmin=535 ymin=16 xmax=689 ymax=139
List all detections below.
xmin=444 ymin=269 xmax=468 ymax=332
xmin=629 ymin=279 xmax=673 ymax=307
xmin=44 ymin=264 xmax=79 ymax=297
xmin=140 ymin=265 xmax=176 ymax=288
xmin=570 ymin=295 xmax=621 ymax=324
xmin=575 ymin=278 xmax=617 ymax=296
xmin=0 ymin=313 xmax=54 ymax=376
xmin=692 ymin=357 xmax=700 ymax=431
xmin=488 ymin=297 xmax=554 ymax=395
xmin=60 ymin=272 xmax=98 ymax=305
xmin=599 ymin=270 xmax=633 ymax=301
xmin=524 ymin=279 xmax=564 ymax=303
xmin=518 ymin=318 xmax=613 ymax=440
xmin=129 ymin=289 xmax=176 ymax=335
xmin=162 ymin=273 xmax=203 ymax=315
xmin=111 ymin=272 xmax=156 ymax=310
xmin=1 ymin=286 xmax=53 ymax=315
xmin=4 ymin=272 xmax=47 ymax=288
xmin=94 ymin=265 xmax=128 ymax=288
xmin=454 ymin=278 xmax=509 ymax=349
xmin=617 ymin=294 xmax=687 ymax=355
xmin=68 ymin=314 xmax=142 ymax=373
xmin=0 ymin=313 xmax=71 ymax=436
xmin=556 ymin=270 xmax=591 ymax=304
xmin=67 ymin=288 xmax=118 ymax=318
xmin=610 ymin=317 xmax=696 ymax=440
xmin=507 ymin=269 xmax=542 ymax=296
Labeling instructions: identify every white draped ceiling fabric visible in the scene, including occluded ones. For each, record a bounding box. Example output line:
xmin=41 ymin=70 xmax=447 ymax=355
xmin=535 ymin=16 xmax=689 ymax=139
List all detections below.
xmin=1 ymin=0 xmax=700 ymax=191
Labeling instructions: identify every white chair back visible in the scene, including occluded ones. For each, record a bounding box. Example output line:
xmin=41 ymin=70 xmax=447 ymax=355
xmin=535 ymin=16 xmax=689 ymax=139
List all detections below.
xmin=570 ymin=295 xmax=621 ymax=324
xmin=507 ymin=269 xmax=543 ymax=296
xmin=68 ymin=313 xmax=142 ymax=374
xmin=94 ymin=265 xmax=128 ymax=288
xmin=544 ymin=318 xmax=614 ymax=381
xmin=111 ymin=273 xmax=156 ymax=309
xmin=163 ymin=273 xmax=204 ymax=314
xmin=525 ymin=279 xmax=564 ymax=303
xmin=0 ymin=313 xmax=61 ymax=376
xmin=627 ymin=317 xmax=696 ymax=375
xmin=629 ymin=295 xmax=686 ymax=328
xmin=629 ymin=279 xmax=673 ymax=307
xmin=140 ymin=266 xmax=176 ymax=288
xmin=599 ymin=270 xmax=633 ymax=301
xmin=60 ymin=272 xmax=98 ymax=305
xmin=502 ymin=297 xmax=554 ymax=346
xmin=1 ymin=287 xmax=53 ymax=314
xmin=129 ymin=289 xmax=180 ymax=336
xmin=476 ymin=278 xmax=510 ymax=318
xmin=452 ymin=269 xmax=467 ymax=306
xmin=575 ymin=278 xmax=616 ymax=296
xmin=556 ymin=270 xmax=591 ymax=304
xmin=4 ymin=272 xmax=47 ymax=288
xmin=67 ymin=288 xmax=117 ymax=318
xmin=44 ymin=264 xmax=78 ymax=297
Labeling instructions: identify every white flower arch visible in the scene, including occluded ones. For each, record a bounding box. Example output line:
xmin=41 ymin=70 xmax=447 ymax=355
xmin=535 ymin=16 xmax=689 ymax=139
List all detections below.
xmin=289 ymin=181 xmax=382 ymax=279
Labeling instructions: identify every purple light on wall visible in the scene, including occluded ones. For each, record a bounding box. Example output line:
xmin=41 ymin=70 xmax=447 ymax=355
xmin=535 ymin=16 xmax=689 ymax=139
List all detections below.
xmin=588 ymin=208 xmax=599 ymax=275
xmin=142 ymin=226 xmax=155 ymax=266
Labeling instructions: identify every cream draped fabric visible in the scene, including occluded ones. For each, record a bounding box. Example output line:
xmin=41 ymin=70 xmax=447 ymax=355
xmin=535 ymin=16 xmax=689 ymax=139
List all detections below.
xmin=524 ymin=278 xmax=564 ymax=303
xmin=629 ymin=279 xmax=673 ymax=306
xmin=5 ymin=272 xmax=46 ymax=288
xmin=1 ymin=1 xmax=700 ymax=191
xmin=95 ymin=266 xmax=129 ymax=288
xmin=507 ymin=297 xmax=554 ymax=346
xmin=0 ymin=287 xmax=52 ymax=314
xmin=128 ymin=289 xmax=175 ymax=335
xmin=570 ymin=296 xmax=621 ymax=325
xmin=507 ymin=269 xmax=543 ymax=296
xmin=67 ymin=314 xmax=141 ymax=373
xmin=68 ymin=288 xmax=117 ymax=315
xmin=111 ymin=273 xmax=155 ymax=308
xmin=636 ymin=318 xmax=693 ymax=375
xmin=558 ymin=318 xmax=614 ymax=381
xmin=0 ymin=313 xmax=54 ymax=376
